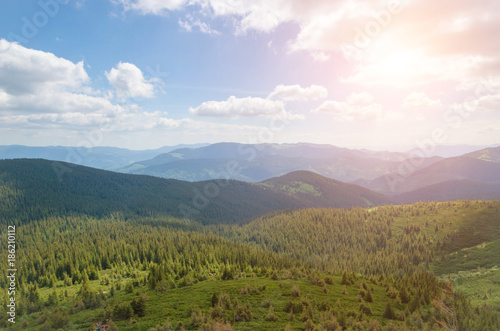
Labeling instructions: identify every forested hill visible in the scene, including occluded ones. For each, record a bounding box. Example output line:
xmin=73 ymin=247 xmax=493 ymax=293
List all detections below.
xmin=260 ymin=170 xmax=391 ymax=207
xmin=0 ymin=159 xmax=393 ymax=225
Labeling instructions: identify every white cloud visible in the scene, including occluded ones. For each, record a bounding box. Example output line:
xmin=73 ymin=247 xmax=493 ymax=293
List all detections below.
xmin=179 ymin=14 xmax=220 ymax=35
xmin=113 ymin=0 xmax=500 ymax=87
xmin=267 ymin=84 xmax=327 ymax=101
xmin=0 ymin=39 xmax=109 ymax=116
xmin=0 ymin=40 xmax=188 ymax=135
xmin=114 ymin=0 xmax=189 ymax=15
xmin=0 ymin=39 xmax=89 ymax=97
xmin=451 ymin=92 xmax=500 ymax=114
xmin=312 ymin=92 xmax=385 ymax=122
xmin=402 ymin=92 xmax=442 ymax=110
xmin=189 ymin=95 xmax=286 ymax=118
xmin=106 ymin=62 xmax=159 ymax=99
xmin=189 ymin=83 xmax=319 ymax=119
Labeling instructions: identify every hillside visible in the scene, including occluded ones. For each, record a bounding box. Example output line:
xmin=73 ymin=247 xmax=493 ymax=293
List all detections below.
xmin=464 ymin=146 xmax=500 ymax=163
xmin=120 ymin=142 xmax=442 ymax=183
xmin=358 ymin=156 xmax=500 ymax=195
xmin=396 ymin=179 xmax=500 ymax=203
xmin=259 ymin=170 xmax=390 ymax=207
xmin=2 ymin=201 xmax=499 ymax=330
xmin=0 ymin=159 xmax=392 ymax=225
xmin=0 ymin=144 xmax=208 ymax=170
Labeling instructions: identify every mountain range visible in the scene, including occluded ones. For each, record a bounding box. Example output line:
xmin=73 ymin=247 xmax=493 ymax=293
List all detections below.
xmin=0 ymin=159 xmax=391 ymax=225
xmin=1 ymin=143 xmax=499 ymax=203
xmin=0 ymin=143 xmax=208 ymax=171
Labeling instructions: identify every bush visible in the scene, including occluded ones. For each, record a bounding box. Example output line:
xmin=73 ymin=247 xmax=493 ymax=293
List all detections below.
xmin=265 ymin=307 xmax=278 ymax=322
xmin=125 ymin=282 xmax=134 ymax=294
xmin=359 ymin=303 xmax=372 ymax=316
xmin=239 ymin=284 xmax=250 ymax=295
xmin=189 ymin=306 xmax=207 ymax=328
xmin=131 ymin=296 xmax=146 ymax=317
xmin=235 ymin=303 xmax=252 ymax=322
xmin=113 ymin=302 xmax=133 ymax=320
xmin=304 ymin=319 xmax=315 ymax=331
xmin=261 ymin=298 xmax=272 ymax=308
xmin=284 ymin=300 xmax=303 ymax=314
xmin=221 ymin=267 xmax=234 ymax=280
xmin=365 ymin=290 xmax=373 ymax=303
xmin=383 ymin=302 xmax=396 ymax=320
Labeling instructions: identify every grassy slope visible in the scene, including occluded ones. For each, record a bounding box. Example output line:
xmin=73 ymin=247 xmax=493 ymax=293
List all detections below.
xmin=2 ymin=197 xmax=499 ymax=329
xmin=28 ymin=272 xmax=403 ymax=331
xmin=388 ymin=201 xmax=500 ymax=310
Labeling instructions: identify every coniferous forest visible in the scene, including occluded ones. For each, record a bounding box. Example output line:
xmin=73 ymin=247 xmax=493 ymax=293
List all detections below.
xmin=0 ymin=160 xmax=499 ymax=330
xmin=2 ymin=0 xmax=500 ymax=329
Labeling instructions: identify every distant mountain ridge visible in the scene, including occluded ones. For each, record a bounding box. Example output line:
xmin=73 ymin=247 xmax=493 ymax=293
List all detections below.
xmin=0 ymin=144 xmax=209 ymax=170
xmin=1 ymin=143 xmax=500 ymax=203
xmin=357 ymin=146 xmax=500 ymax=202
xmin=118 ymin=142 xmax=443 ymax=183
xmin=0 ymin=159 xmax=393 ymax=226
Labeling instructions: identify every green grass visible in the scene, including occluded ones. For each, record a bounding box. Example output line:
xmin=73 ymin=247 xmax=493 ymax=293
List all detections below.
xmin=432 ymin=239 xmax=500 ymax=275
xmin=20 ymin=272 xmax=407 ymax=331
xmin=275 ymin=181 xmax=322 ymax=196
xmin=446 ymin=267 xmax=500 ymax=310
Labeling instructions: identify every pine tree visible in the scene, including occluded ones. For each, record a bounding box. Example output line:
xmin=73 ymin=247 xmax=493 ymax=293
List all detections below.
xmin=383 ymin=302 xmax=396 ymax=320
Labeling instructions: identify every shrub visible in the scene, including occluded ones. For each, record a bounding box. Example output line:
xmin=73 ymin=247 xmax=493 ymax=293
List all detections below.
xmin=261 ymin=298 xmax=272 ymax=308
xmin=131 ymin=296 xmax=146 ymax=317
xmin=359 ymin=303 xmax=372 ymax=316
xmin=235 ymin=303 xmax=252 ymax=322
xmin=383 ymin=302 xmax=396 ymax=320
xmin=113 ymin=302 xmax=133 ymax=320
xmin=365 ymin=290 xmax=373 ymax=303
xmin=125 ymin=282 xmax=134 ymax=294
xmin=304 ymin=319 xmax=315 ymax=331
xmin=265 ymin=307 xmax=278 ymax=322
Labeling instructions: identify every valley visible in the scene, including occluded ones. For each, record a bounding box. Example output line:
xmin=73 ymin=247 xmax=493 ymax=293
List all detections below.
xmin=0 ymin=158 xmax=499 ymax=330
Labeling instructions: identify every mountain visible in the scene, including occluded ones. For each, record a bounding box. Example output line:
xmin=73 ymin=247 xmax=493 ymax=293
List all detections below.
xmin=464 ymin=146 xmax=500 ymax=163
xmin=0 ymin=159 xmax=392 ymax=225
xmin=407 ymin=144 xmax=499 ymax=158
xmin=260 ymin=170 xmax=390 ymax=207
xmin=119 ymin=142 xmax=442 ymax=182
xmin=356 ymin=156 xmax=500 ymax=195
xmin=396 ymin=179 xmax=500 ymax=203
xmin=0 ymin=144 xmax=208 ymax=170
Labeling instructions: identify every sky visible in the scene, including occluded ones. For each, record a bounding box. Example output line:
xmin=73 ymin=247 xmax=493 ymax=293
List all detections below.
xmin=0 ymin=0 xmax=499 ymax=151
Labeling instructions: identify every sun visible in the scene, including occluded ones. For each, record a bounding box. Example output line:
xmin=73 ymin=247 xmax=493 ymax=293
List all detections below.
xmin=375 ymin=50 xmax=422 ymax=78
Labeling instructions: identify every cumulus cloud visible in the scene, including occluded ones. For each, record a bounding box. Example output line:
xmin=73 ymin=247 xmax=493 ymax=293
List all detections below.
xmin=189 ymin=83 xmax=321 ymax=119
xmin=0 ymin=40 xmax=187 ymax=134
xmin=0 ymin=39 xmax=89 ymax=97
xmin=312 ymin=92 xmax=384 ymax=122
xmin=179 ymin=14 xmax=219 ymax=35
xmin=402 ymin=93 xmax=442 ymax=110
xmin=267 ymin=84 xmax=327 ymax=101
xmin=113 ymin=0 xmax=500 ymax=87
xmin=106 ymin=62 xmax=159 ymax=99
xmin=451 ymin=91 xmax=500 ymax=115
xmin=113 ymin=0 xmax=189 ymax=15
xmin=189 ymin=96 xmax=286 ymax=118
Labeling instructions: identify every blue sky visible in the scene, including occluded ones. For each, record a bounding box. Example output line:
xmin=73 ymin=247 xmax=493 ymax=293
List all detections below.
xmin=0 ymin=0 xmax=499 ymax=150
